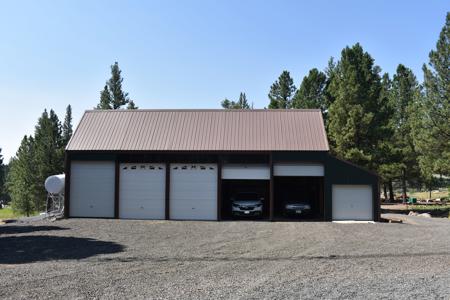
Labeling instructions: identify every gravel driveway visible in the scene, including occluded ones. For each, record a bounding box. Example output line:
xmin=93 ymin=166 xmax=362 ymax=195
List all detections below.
xmin=1 ymin=218 xmax=450 ymax=299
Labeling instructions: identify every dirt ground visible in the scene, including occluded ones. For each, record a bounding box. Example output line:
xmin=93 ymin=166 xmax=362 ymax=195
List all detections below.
xmin=1 ymin=218 xmax=450 ymax=299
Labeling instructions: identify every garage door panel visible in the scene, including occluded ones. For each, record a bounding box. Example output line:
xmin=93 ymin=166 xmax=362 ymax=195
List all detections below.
xmin=171 ymin=200 xmax=215 ymax=217
xmin=119 ymin=163 xmax=165 ymax=219
xmin=274 ymin=163 xmax=324 ymax=177
xmin=332 ymin=185 xmax=373 ymax=221
xmin=222 ymin=164 xmax=270 ymax=180
xmin=170 ymin=164 xmax=217 ymax=220
xmin=70 ymin=161 xmax=115 ymax=218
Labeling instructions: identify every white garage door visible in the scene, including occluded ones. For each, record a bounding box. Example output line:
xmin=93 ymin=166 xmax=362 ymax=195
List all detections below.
xmin=332 ymin=185 xmax=373 ymax=221
xmin=119 ymin=163 xmax=165 ymax=219
xmin=222 ymin=164 xmax=270 ymax=180
xmin=170 ymin=164 xmax=217 ymax=220
xmin=70 ymin=161 xmax=115 ymax=218
xmin=274 ymin=163 xmax=324 ymax=176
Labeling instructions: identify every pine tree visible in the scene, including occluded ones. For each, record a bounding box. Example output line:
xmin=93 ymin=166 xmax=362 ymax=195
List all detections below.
xmin=221 ymin=93 xmax=251 ymax=109
xmin=237 ymin=93 xmax=250 ymax=109
xmin=322 ymin=58 xmax=338 ymax=128
xmin=412 ymin=13 xmax=450 ymax=178
xmin=390 ymin=64 xmax=421 ymax=200
xmin=33 ymin=109 xmax=64 ymax=211
xmin=292 ymin=68 xmax=327 ymax=113
xmin=7 ymin=136 xmax=36 ymax=216
xmin=323 ymin=58 xmax=337 ymax=106
xmin=2 ymin=163 xmax=10 ymax=203
xmin=97 ymin=85 xmax=112 ymax=109
xmin=127 ymin=100 xmax=138 ymax=109
xmin=327 ymin=43 xmax=389 ymax=171
xmin=62 ymin=104 xmax=73 ymax=146
xmin=221 ymin=98 xmax=232 ymax=109
xmin=108 ymin=62 xmax=130 ymax=109
xmin=0 ymin=148 xmax=4 ymax=198
xmin=268 ymin=71 xmax=296 ymax=109
xmin=376 ymin=73 xmax=398 ymax=201
xmin=96 ymin=62 xmax=137 ymax=109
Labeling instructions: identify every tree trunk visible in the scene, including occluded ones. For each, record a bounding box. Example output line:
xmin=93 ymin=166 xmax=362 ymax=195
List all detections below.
xmin=383 ymin=184 xmax=388 ymax=202
xmin=401 ymin=169 xmax=407 ymax=203
xmin=388 ymin=181 xmax=394 ymax=201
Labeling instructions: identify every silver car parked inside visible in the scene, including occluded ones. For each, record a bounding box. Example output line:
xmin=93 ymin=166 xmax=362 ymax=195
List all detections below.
xmin=231 ymin=192 xmax=264 ymax=217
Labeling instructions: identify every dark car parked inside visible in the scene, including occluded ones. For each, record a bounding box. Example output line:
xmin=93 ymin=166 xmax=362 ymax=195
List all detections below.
xmin=284 ymin=201 xmax=312 ymax=217
xmin=231 ymin=192 xmax=264 ymax=217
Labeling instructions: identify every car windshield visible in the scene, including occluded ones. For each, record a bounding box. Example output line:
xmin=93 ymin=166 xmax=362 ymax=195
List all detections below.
xmin=235 ymin=193 xmax=259 ymax=201
xmin=285 ymin=198 xmax=308 ymax=204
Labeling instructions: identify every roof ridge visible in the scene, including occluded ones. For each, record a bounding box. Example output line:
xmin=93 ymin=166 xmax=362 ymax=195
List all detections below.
xmin=85 ymin=109 xmax=323 ymax=113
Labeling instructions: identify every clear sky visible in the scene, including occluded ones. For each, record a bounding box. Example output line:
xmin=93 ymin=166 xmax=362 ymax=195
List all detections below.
xmin=0 ymin=0 xmax=448 ymax=161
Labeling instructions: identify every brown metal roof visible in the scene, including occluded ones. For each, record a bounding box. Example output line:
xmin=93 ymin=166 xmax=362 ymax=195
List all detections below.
xmin=66 ymin=109 xmax=329 ymax=151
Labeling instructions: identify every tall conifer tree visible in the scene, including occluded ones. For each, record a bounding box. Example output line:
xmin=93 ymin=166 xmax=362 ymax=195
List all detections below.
xmin=376 ymin=73 xmax=398 ymax=201
xmin=127 ymin=100 xmax=138 ymax=109
xmin=327 ymin=43 xmax=389 ymax=171
xmin=221 ymin=92 xmax=251 ymax=109
xmin=268 ymin=71 xmax=296 ymax=109
xmin=33 ymin=109 xmax=63 ymax=210
xmin=96 ymin=62 xmax=137 ymax=109
xmin=97 ymin=85 xmax=112 ymax=109
xmin=0 ymin=148 xmax=4 ymax=198
xmin=7 ymin=136 xmax=36 ymax=216
xmin=108 ymin=62 xmax=130 ymax=109
xmin=412 ymin=13 xmax=450 ymax=180
xmin=292 ymin=68 xmax=327 ymax=113
xmin=390 ymin=64 xmax=421 ymax=199
xmin=62 ymin=105 xmax=73 ymax=146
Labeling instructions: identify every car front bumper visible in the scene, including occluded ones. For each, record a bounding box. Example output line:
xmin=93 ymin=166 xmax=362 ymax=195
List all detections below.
xmin=284 ymin=205 xmax=311 ymax=215
xmin=232 ymin=207 xmax=263 ymax=217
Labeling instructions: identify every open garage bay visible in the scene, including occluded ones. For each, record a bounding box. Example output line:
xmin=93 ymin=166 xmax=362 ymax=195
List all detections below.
xmin=221 ymin=180 xmax=270 ymax=220
xmin=274 ymin=176 xmax=324 ymax=220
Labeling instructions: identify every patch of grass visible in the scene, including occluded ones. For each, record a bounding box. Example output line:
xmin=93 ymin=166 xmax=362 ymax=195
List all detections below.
xmin=381 ymin=204 xmax=450 ymax=217
xmin=0 ymin=207 xmax=19 ymax=219
xmin=407 ymin=204 xmax=450 ymax=211
xmin=409 ymin=190 xmax=448 ymax=200
xmin=0 ymin=207 xmax=38 ymax=220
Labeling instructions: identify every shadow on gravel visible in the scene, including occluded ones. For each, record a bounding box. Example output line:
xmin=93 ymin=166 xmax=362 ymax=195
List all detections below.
xmin=0 ymin=235 xmax=124 ymax=264
xmin=0 ymin=225 xmax=68 ymax=235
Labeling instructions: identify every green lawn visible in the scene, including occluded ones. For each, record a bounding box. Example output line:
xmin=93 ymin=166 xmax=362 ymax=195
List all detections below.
xmin=381 ymin=204 xmax=450 ymax=218
xmin=408 ymin=205 xmax=450 ymax=218
xmin=406 ymin=204 xmax=450 ymax=211
xmin=0 ymin=207 xmax=38 ymax=220
xmin=409 ymin=190 xmax=448 ymax=200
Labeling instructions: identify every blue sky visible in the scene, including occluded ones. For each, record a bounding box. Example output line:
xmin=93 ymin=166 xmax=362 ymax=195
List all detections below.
xmin=0 ymin=0 xmax=448 ymax=161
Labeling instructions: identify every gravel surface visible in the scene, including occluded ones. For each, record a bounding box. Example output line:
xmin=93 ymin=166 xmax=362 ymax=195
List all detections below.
xmin=1 ymin=218 xmax=450 ymax=299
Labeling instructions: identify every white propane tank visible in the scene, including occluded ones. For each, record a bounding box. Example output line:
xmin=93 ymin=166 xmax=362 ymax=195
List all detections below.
xmin=44 ymin=174 xmax=65 ymax=194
